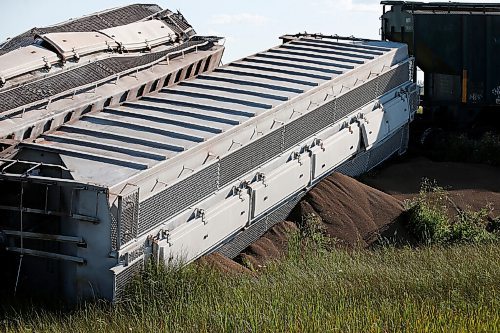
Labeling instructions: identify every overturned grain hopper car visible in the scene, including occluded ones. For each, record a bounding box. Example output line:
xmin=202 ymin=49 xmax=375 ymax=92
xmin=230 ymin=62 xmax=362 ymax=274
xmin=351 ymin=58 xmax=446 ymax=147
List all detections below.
xmin=0 ymin=4 xmax=418 ymax=302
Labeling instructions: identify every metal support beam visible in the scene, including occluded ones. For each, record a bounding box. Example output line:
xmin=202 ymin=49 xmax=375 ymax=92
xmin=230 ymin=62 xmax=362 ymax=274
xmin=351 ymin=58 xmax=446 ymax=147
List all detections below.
xmin=5 ymin=247 xmax=86 ymax=264
xmin=3 ymin=230 xmax=86 ymax=245
xmin=0 ymin=204 xmax=100 ymax=223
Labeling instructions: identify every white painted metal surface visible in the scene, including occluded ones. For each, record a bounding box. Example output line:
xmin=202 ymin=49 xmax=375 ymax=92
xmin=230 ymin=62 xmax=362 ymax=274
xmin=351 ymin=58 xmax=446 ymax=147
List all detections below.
xmin=100 ymin=20 xmax=177 ymax=51
xmin=0 ymin=45 xmax=59 ymax=81
xmin=361 ymin=108 xmax=389 ymax=149
xmin=252 ymin=155 xmax=311 ymax=217
xmin=312 ymin=125 xmax=361 ymax=178
xmin=161 ymin=191 xmax=250 ymax=262
xmin=0 ymin=32 xmax=418 ymax=302
xmin=39 ymin=32 xmax=118 ymax=60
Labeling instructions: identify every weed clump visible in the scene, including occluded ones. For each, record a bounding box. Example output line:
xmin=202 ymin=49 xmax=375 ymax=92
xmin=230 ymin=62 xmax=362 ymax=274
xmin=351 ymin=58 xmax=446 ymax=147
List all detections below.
xmin=405 ymin=179 xmax=498 ymax=244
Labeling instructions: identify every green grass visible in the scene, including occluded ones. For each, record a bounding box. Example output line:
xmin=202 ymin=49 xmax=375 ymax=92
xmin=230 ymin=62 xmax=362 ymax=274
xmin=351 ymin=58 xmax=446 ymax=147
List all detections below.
xmin=2 ymin=183 xmax=499 ymax=332
xmin=405 ymin=179 xmax=499 ymax=244
xmin=2 ymin=242 xmax=499 ymax=333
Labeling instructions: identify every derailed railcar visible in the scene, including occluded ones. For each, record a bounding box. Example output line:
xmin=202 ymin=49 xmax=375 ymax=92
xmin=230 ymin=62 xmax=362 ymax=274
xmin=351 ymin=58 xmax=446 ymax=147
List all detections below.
xmin=381 ymin=1 xmax=500 ymax=125
xmin=0 ymin=26 xmax=418 ymax=301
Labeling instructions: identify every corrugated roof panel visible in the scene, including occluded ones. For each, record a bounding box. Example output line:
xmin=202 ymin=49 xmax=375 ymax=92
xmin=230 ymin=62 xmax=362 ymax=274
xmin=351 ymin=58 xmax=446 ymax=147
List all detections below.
xmin=11 ymin=36 xmax=404 ymax=187
xmin=102 ymin=107 xmax=226 ymax=134
xmin=300 ymin=38 xmax=391 ymax=52
xmin=242 ymin=56 xmax=345 ymax=75
xmin=254 ymin=52 xmax=355 ymax=70
xmin=227 ymin=62 xmax=333 ymax=81
xmin=52 ymin=127 xmax=179 ymax=157
xmin=124 ymin=100 xmax=246 ymax=125
xmin=267 ymin=48 xmax=365 ymax=65
xmin=281 ymin=43 xmax=375 ymax=60
xmin=85 ymin=113 xmax=211 ymax=142
xmin=74 ymin=117 xmax=200 ymax=149
xmin=23 ymin=141 xmax=151 ymax=170
xmin=147 ymin=92 xmax=260 ymax=116
xmin=165 ymin=84 xmax=283 ymax=108
xmin=198 ymin=72 xmax=308 ymax=94
xmin=178 ymin=81 xmax=292 ymax=101
xmin=291 ymin=40 xmax=385 ymax=56
xmin=61 ymin=124 xmax=185 ymax=153
xmin=41 ymin=133 xmax=166 ymax=163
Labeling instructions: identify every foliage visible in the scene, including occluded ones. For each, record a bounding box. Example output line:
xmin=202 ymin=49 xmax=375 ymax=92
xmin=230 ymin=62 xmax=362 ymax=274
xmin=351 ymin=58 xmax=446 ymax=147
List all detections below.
xmin=2 ymin=242 xmax=499 ymax=332
xmin=405 ymin=179 xmax=498 ymax=244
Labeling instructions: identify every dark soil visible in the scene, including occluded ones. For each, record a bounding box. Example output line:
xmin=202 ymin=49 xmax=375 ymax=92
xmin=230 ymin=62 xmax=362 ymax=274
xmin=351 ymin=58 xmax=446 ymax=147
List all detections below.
xmin=362 ymin=156 xmax=500 ymax=219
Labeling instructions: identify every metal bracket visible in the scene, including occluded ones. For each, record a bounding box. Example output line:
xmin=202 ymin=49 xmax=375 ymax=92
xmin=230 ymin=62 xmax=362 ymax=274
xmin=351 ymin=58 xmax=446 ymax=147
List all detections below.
xmin=293 ymin=151 xmax=303 ymax=165
xmin=256 ymin=172 xmax=267 ymax=186
xmin=194 ymin=208 xmax=207 ymax=224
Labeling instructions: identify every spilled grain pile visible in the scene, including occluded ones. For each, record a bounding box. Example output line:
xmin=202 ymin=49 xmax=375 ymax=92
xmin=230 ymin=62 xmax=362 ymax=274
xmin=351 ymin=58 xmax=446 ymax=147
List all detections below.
xmin=200 ymin=172 xmax=413 ymax=272
xmin=293 ymin=172 xmax=412 ymax=247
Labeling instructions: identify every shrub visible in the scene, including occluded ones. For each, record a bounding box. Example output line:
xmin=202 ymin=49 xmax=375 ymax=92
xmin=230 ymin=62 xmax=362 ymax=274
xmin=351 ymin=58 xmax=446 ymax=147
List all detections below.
xmin=406 ymin=179 xmax=499 ymax=244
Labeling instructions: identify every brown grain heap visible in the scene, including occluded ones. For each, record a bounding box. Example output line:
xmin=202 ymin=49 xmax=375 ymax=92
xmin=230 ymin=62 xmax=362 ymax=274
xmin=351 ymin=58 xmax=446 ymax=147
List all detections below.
xmin=294 ymin=172 xmax=410 ymax=247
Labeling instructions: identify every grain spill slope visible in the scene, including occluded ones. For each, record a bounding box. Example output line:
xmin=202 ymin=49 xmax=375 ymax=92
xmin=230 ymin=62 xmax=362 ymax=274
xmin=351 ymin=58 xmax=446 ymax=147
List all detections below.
xmin=201 ymin=172 xmax=410 ymax=271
